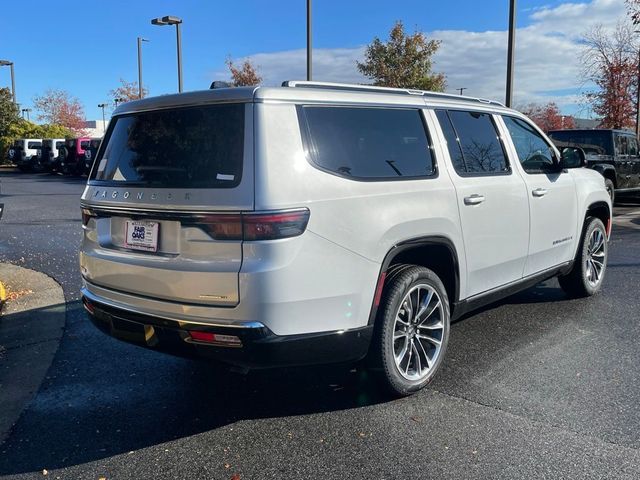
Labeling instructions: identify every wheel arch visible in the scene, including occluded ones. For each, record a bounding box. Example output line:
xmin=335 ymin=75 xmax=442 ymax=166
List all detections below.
xmin=367 ymin=236 xmax=461 ymax=326
xmin=585 ymin=201 xmax=611 ymax=238
xmin=591 ymin=164 xmax=617 ymax=186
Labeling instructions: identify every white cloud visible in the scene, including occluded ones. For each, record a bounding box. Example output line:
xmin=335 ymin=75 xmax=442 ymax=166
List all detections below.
xmin=212 ymin=0 xmax=629 ymax=115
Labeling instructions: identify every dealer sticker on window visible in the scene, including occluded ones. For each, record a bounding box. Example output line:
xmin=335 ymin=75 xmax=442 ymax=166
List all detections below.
xmin=125 ymin=220 xmax=159 ymax=252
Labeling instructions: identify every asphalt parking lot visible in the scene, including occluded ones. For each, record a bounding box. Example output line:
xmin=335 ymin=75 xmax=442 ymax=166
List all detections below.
xmin=0 ymin=171 xmax=639 ymax=479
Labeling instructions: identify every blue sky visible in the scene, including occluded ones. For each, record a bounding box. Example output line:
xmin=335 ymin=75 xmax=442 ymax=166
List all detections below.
xmin=0 ymin=0 xmax=627 ymax=121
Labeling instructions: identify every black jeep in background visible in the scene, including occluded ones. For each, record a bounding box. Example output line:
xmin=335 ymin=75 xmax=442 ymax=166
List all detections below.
xmin=548 ymin=129 xmax=640 ymax=203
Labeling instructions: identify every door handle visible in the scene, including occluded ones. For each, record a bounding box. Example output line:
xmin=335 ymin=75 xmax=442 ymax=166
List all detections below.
xmin=464 ymin=194 xmax=485 ymax=205
xmin=532 ymin=188 xmax=548 ymax=197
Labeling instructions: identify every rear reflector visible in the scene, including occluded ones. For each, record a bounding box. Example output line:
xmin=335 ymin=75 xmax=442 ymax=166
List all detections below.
xmin=188 ymin=330 xmax=242 ymax=347
xmin=373 ymin=271 xmax=387 ymax=307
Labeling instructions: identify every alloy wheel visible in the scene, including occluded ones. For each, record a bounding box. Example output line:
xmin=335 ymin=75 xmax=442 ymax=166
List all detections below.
xmin=392 ymin=284 xmax=445 ymax=381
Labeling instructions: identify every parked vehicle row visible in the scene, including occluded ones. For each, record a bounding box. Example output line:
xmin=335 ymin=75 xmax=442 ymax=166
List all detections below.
xmin=5 ymin=136 xmax=102 ymax=175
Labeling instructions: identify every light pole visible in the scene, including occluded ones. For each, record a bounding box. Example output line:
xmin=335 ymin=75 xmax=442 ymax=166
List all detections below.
xmin=114 ymin=98 xmax=124 ymax=108
xmin=98 ymin=103 xmax=107 ymax=127
xmin=151 ymin=15 xmax=183 ymax=92
xmin=636 ymin=47 xmax=640 ymax=137
xmin=307 ymin=0 xmax=312 ymax=81
xmin=0 ymin=60 xmax=16 ymax=104
xmin=137 ymin=37 xmax=149 ymax=99
xmin=457 ymin=87 xmax=467 ymax=95
xmin=22 ymin=108 xmax=31 ymax=121
xmin=505 ymin=0 xmax=517 ymax=107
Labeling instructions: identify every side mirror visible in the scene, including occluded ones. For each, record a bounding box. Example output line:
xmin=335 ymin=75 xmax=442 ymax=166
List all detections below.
xmin=559 ymin=147 xmax=586 ymax=169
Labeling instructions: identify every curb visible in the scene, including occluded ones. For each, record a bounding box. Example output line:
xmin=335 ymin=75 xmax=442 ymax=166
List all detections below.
xmin=0 ymin=280 xmax=6 ymax=311
xmin=0 ymin=263 xmax=66 ymax=443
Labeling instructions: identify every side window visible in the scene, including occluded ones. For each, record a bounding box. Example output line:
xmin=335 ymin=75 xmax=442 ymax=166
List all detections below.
xmin=615 ymin=134 xmax=628 ymax=157
xmin=627 ymin=136 xmax=638 ymax=156
xmin=435 ymin=110 xmax=466 ymax=174
xmin=299 ymin=106 xmax=435 ymax=180
xmin=436 ymin=109 xmax=509 ymax=175
xmin=80 ymin=140 xmax=90 ymax=149
xmin=502 ymin=116 xmax=556 ymax=174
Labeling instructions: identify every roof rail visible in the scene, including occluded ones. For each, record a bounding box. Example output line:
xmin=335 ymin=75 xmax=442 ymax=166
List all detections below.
xmin=281 ymin=80 xmax=505 ymax=107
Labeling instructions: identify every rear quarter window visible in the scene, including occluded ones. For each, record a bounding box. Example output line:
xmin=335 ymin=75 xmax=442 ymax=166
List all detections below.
xmin=298 ymin=105 xmax=435 ymax=180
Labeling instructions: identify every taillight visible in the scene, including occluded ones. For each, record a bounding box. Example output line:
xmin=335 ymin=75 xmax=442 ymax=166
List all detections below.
xmin=81 ymin=208 xmax=97 ymax=226
xmin=243 ymin=210 xmax=310 ymax=240
xmin=198 ymin=214 xmax=243 ymax=240
xmin=195 ymin=209 xmax=310 ymax=241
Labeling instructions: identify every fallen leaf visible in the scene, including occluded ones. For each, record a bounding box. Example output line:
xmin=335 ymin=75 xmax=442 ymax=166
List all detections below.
xmin=224 ymin=463 xmax=231 ymax=469
xmin=231 ymin=475 xmax=241 ymax=480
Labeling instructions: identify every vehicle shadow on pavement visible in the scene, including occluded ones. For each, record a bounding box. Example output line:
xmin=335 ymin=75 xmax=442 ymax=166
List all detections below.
xmin=0 ymin=300 xmax=389 ymax=475
xmin=0 ymin=274 xmax=626 ymax=475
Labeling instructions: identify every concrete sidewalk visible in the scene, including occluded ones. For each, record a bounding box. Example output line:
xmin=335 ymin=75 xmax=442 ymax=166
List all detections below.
xmin=0 ymin=263 xmax=65 ymax=442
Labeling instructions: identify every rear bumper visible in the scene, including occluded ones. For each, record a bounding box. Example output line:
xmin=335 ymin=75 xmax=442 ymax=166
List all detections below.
xmin=82 ymin=290 xmax=373 ymax=369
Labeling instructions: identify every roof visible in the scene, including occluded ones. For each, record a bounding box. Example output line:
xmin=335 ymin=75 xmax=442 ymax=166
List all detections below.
xmin=114 ymin=81 xmax=516 ymax=116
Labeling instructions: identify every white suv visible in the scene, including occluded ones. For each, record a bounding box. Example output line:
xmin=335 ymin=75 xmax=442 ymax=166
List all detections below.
xmin=79 ymin=82 xmax=611 ymax=396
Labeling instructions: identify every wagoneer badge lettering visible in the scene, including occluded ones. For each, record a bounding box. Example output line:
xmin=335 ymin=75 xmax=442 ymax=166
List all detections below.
xmin=91 ymin=190 xmax=194 ymax=202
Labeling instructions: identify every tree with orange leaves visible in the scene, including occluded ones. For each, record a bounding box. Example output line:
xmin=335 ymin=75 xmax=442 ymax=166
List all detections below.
xmin=226 ymin=58 xmax=262 ymax=87
xmin=33 ymin=89 xmax=87 ymax=135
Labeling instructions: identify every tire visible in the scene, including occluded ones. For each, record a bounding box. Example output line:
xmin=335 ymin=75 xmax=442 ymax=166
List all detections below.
xmin=371 ymin=265 xmax=450 ymax=397
xmin=558 ymin=217 xmax=608 ymax=298
xmin=604 ymin=178 xmax=615 ymax=204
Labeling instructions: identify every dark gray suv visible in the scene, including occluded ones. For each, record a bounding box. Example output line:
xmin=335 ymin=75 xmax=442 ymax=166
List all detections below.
xmin=548 ymin=129 xmax=640 ymax=202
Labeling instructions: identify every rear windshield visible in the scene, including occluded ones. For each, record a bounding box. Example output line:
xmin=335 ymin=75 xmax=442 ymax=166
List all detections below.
xmin=28 ymin=142 xmax=41 ymax=149
xmin=547 ymin=130 xmax=613 ymax=156
xmin=91 ymin=104 xmax=245 ymax=188
xmin=55 ymin=141 xmax=65 ymax=149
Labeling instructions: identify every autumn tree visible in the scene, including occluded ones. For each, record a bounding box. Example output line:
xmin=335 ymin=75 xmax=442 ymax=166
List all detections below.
xmin=519 ymin=102 xmax=575 ymax=132
xmin=33 ymin=89 xmax=87 ymax=134
xmin=226 ymin=58 xmax=262 ymax=86
xmin=357 ymin=21 xmax=445 ymax=91
xmin=581 ymin=23 xmax=638 ymax=130
xmin=109 ymin=78 xmax=148 ymax=104
xmin=626 ymin=0 xmax=640 ymax=24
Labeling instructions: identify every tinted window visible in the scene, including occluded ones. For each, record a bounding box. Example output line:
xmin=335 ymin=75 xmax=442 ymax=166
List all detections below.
xmin=502 ymin=116 xmax=556 ymax=173
xmin=547 ymin=130 xmax=613 ymax=156
xmin=27 ymin=142 xmax=41 ymax=149
xmin=446 ymin=110 xmax=508 ymax=174
xmin=55 ymin=141 xmax=65 ymax=149
xmin=80 ymin=140 xmax=90 ymax=150
xmin=91 ymin=104 xmax=244 ymax=188
xmin=300 ymin=106 xmax=434 ymax=179
xmin=435 ymin=110 xmax=467 ymax=174
xmin=629 ymin=136 xmax=639 ymax=156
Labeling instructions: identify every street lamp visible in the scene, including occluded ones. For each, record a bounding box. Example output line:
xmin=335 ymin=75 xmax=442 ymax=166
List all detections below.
xmin=151 ymin=15 xmax=183 ymax=93
xmin=21 ymin=108 xmax=31 ymax=121
xmin=307 ymin=0 xmax=312 ymax=81
xmin=114 ymin=98 xmax=125 ymax=108
xmin=0 ymin=60 xmax=16 ymax=104
xmin=505 ymin=0 xmax=517 ymax=107
xmin=457 ymin=87 xmax=467 ymax=96
xmin=137 ymin=37 xmax=150 ymax=99
xmin=98 ymin=103 xmax=107 ymax=127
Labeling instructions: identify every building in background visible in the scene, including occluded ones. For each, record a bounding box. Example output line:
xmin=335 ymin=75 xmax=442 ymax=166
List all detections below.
xmin=82 ymin=120 xmax=107 ymax=137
